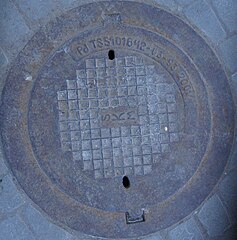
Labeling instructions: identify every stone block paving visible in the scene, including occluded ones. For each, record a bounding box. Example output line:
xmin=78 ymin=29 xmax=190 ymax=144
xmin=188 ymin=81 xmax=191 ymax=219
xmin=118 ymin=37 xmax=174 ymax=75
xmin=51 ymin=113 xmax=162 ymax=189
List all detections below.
xmin=0 ymin=48 xmax=8 ymax=67
xmin=0 ymin=175 xmax=24 ymax=214
xmin=11 ymin=0 xmax=77 ymax=30
xmin=231 ymin=73 xmax=237 ymax=108
xmin=19 ymin=205 xmax=73 ymax=240
xmin=211 ymin=0 xmax=237 ymax=33
xmin=0 ymin=0 xmax=237 ymax=239
xmin=219 ymin=35 xmax=237 ymax=73
xmin=197 ymin=194 xmax=231 ymax=237
xmin=0 ymin=147 xmax=8 ymax=177
xmin=0 ymin=215 xmax=36 ymax=240
xmin=168 ymin=218 xmax=204 ymax=240
xmin=183 ymin=0 xmax=226 ymax=44
xmin=176 ymin=0 xmax=195 ymax=6
xmin=219 ymin=169 xmax=237 ymax=224
xmin=0 ymin=0 xmax=33 ymax=61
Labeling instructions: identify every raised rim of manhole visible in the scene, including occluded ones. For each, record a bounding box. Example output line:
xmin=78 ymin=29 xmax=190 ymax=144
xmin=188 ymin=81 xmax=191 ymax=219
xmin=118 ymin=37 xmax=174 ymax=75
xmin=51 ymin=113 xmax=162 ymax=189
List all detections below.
xmin=0 ymin=1 xmax=235 ymax=239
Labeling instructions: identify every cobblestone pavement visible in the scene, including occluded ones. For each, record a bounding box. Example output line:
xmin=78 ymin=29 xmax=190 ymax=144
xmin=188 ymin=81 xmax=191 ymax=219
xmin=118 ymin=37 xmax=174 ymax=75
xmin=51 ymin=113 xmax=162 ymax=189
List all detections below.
xmin=0 ymin=0 xmax=237 ymax=239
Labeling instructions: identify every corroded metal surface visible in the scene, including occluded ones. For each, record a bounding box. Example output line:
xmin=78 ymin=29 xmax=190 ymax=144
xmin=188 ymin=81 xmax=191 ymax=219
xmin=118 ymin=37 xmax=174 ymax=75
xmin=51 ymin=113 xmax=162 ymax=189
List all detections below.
xmin=0 ymin=1 xmax=235 ymax=239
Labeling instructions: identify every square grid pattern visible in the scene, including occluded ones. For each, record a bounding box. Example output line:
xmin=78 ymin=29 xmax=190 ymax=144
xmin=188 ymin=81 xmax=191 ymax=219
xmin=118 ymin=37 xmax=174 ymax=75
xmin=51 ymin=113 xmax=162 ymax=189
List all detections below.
xmin=57 ymin=56 xmax=180 ymax=179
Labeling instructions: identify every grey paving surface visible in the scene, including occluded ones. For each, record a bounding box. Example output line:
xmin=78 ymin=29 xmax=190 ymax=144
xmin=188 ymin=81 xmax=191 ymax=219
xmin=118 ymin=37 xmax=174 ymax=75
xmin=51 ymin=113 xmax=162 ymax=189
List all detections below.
xmin=183 ymin=0 xmax=226 ymax=44
xmin=0 ymin=176 xmax=24 ymax=214
xmin=0 ymin=0 xmax=33 ymax=61
xmin=168 ymin=218 xmax=204 ymax=240
xmin=0 ymin=215 xmax=36 ymax=240
xmin=0 ymin=142 xmax=8 ymax=177
xmin=175 ymin=0 xmax=194 ymax=6
xmin=0 ymin=48 xmax=8 ymax=67
xmin=219 ymin=169 xmax=237 ymax=224
xmin=219 ymin=35 xmax=237 ymax=73
xmin=0 ymin=0 xmax=237 ymax=239
xmin=20 ymin=205 xmax=73 ymax=240
xmin=197 ymin=195 xmax=231 ymax=237
xmin=211 ymin=0 xmax=237 ymax=33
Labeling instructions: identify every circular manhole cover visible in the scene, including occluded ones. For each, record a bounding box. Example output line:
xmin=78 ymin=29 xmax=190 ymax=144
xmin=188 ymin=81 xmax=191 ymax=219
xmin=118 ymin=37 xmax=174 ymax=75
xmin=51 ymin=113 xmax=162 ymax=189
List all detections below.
xmin=0 ymin=2 xmax=235 ymax=239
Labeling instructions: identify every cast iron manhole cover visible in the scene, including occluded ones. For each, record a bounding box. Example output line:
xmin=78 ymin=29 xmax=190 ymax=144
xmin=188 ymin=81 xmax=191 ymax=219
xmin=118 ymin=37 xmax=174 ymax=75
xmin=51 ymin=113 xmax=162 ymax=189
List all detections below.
xmin=0 ymin=2 xmax=235 ymax=238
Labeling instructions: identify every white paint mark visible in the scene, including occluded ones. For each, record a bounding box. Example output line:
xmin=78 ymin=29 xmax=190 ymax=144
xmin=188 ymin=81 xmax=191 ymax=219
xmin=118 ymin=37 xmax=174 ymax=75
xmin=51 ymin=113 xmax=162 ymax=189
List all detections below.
xmin=25 ymin=75 xmax=32 ymax=81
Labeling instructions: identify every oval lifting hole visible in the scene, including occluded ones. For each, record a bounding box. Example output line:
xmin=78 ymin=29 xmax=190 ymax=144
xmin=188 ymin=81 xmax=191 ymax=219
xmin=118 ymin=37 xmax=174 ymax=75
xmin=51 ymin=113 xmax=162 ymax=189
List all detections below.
xmin=123 ymin=176 xmax=130 ymax=189
xmin=108 ymin=50 xmax=115 ymax=60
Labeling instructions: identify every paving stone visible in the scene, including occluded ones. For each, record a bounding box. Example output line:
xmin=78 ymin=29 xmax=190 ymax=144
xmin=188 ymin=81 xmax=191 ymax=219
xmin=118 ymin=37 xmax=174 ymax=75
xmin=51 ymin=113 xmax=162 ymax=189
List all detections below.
xmin=153 ymin=0 xmax=178 ymax=11
xmin=218 ymin=224 xmax=237 ymax=240
xmin=0 ymin=156 xmax=8 ymax=177
xmin=183 ymin=0 xmax=226 ymax=44
xmin=71 ymin=232 xmax=164 ymax=240
xmin=0 ymin=141 xmax=8 ymax=177
xmin=206 ymin=224 xmax=237 ymax=240
xmin=211 ymin=0 xmax=237 ymax=33
xmin=228 ymin=152 xmax=237 ymax=170
xmin=12 ymin=0 xmax=59 ymax=29
xmin=12 ymin=0 xmax=93 ymax=30
xmin=21 ymin=204 xmax=72 ymax=240
xmin=12 ymin=0 xmax=178 ymax=30
xmin=197 ymin=194 xmax=231 ymax=237
xmin=175 ymin=0 xmax=196 ymax=7
xmin=228 ymin=131 xmax=237 ymax=170
xmin=232 ymin=72 xmax=237 ymax=93
xmin=0 ymin=215 xmax=35 ymax=240
xmin=232 ymin=72 xmax=237 ymax=82
xmin=0 ymin=175 xmax=24 ymax=213
xmin=219 ymin=169 xmax=237 ymax=222
xmin=219 ymin=35 xmax=237 ymax=73
xmin=0 ymin=64 xmax=9 ymax=106
xmin=228 ymin=87 xmax=237 ymax=172
xmin=169 ymin=218 xmax=203 ymax=240
xmin=69 ymin=233 xmax=103 ymax=240
xmin=0 ymin=48 xmax=8 ymax=67
xmin=0 ymin=0 xmax=32 ymax=61
xmin=141 ymin=233 xmax=163 ymax=240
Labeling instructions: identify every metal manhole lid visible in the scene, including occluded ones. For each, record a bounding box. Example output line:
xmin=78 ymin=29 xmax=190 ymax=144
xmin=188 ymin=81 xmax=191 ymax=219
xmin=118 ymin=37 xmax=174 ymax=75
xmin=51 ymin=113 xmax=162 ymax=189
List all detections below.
xmin=0 ymin=1 xmax=235 ymax=239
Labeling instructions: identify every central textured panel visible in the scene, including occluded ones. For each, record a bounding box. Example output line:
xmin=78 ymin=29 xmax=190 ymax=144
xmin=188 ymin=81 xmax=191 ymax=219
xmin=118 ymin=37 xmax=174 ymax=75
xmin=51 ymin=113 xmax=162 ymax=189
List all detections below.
xmin=57 ymin=56 xmax=180 ymax=179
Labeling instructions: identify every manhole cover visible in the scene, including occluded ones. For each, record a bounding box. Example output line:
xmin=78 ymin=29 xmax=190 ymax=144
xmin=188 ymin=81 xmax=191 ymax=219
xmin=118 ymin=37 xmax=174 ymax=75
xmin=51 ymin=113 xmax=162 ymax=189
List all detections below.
xmin=0 ymin=2 xmax=235 ymax=238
